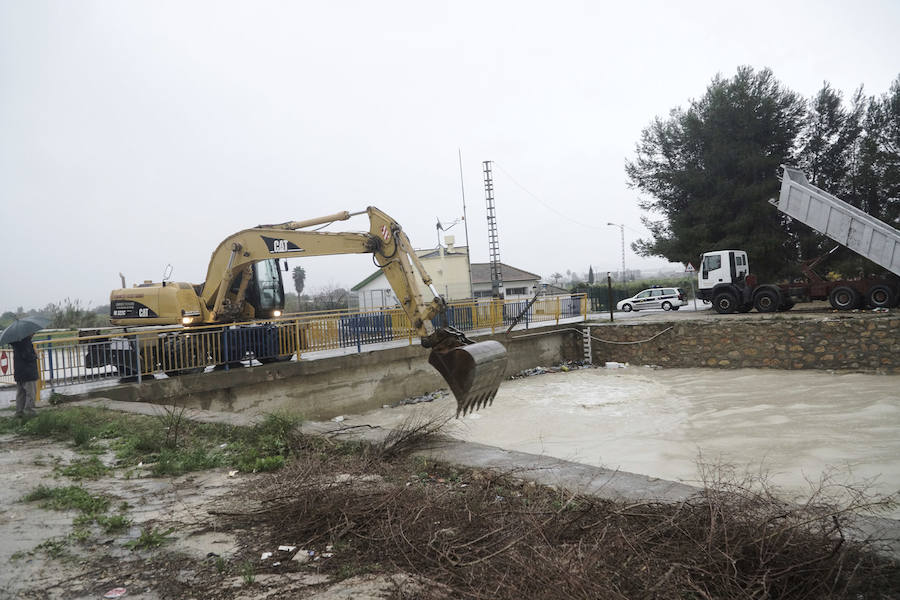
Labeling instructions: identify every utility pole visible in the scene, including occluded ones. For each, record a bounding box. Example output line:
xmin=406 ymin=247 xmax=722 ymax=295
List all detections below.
xmin=607 ymin=222 xmax=625 ymax=281
xmin=458 ymin=149 xmax=474 ymax=299
xmin=483 ymin=160 xmax=503 ymax=298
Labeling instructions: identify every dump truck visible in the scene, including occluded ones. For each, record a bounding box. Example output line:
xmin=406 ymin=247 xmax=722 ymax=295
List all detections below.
xmin=698 ymin=166 xmax=900 ymax=314
xmin=93 ymin=207 xmax=507 ymax=416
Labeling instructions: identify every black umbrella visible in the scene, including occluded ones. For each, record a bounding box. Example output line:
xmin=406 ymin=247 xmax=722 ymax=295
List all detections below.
xmin=0 ymin=316 xmax=49 ymax=345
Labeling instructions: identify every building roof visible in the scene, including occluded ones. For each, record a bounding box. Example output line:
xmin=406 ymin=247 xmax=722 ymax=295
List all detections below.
xmin=470 ymin=262 xmax=541 ymax=284
xmin=416 ymin=246 xmax=469 ymax=260
xmin=351 ymin=269 xmax=384 ymax=291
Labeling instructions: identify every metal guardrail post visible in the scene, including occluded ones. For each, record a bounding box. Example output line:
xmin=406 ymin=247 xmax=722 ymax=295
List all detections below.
xmin=36 ymin=346 xmax=45 ymax=401
xmin=135 ymin=334 xmax=142 ymax=384
xmin=355 ymin=317 xmax=362 ymax=353
xmin=223 ymin=329 xmax=230 ymax=371
xmin=45 ymin=338 xmax=54 ymax=389
xmin=556 ymin=296 xmax=561 ymax=325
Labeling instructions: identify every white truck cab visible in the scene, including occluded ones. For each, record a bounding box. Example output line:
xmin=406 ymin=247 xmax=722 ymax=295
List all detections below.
xmin=699 ymin=250 xmax=749 ymax=292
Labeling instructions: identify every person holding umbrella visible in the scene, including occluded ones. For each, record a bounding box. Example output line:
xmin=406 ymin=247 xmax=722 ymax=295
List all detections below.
xmin=11 ymin=336 xmax=39 ymax=417
xmin=0 ymin=316 xmax=48 ymax=418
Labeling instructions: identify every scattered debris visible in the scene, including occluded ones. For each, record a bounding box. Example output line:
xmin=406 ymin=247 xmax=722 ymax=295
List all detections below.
xmin=331 ymin=415 xmax=345 ymax=422
xmin=605 ymin=361 xmax=627 ymax=369
xmin=278 ymin=545 xmax=296 ymax=552
xmin=103 ymin=588 xmax=127 ymax=599
xmin=260 ymin=551 xmax=273 ymax=560
xmin=227 ymin=470 xmax=239 ymax=477
xmin=510 ymin=361 xmax=591 ymax=379
xmin=391 ymin=390 xmax=449 ymax=408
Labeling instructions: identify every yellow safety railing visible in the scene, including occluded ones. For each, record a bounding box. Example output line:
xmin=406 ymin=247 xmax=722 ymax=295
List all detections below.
xmin=20 ymin=293 xmax=585 ymax=389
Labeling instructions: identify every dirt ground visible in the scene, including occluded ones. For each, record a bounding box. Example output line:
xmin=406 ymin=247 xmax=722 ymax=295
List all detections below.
xmin=2 ymin=394 xmax=899 ymax=599
xmin=0 ymin=429 xmax=433 ymax=600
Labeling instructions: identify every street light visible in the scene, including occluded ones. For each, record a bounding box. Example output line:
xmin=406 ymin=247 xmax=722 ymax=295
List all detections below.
xmin=606 ymin=222 xmax=625 ymax=282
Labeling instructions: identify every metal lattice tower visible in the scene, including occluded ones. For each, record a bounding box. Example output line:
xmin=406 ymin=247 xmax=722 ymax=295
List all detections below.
xmin=483 ymin=160 xmax=503 ymax=297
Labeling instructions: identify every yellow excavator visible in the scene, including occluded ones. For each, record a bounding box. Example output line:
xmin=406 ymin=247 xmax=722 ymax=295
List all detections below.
xmin=108 ymin=207 xmax=507 ymax=416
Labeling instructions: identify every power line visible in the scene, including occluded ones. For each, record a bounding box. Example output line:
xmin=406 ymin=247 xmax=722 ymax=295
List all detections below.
xmin=492 ymin=162 xmax=606 ymax=231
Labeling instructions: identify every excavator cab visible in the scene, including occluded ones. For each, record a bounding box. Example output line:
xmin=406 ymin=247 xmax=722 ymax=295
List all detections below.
xmin=225 ymin=259 xmax=286 ymax=320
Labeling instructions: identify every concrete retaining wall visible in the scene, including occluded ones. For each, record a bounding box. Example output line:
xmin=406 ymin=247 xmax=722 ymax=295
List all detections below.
xmin=78 ymin=325 xmax=583 ymax=420
xmin=590 ymin=314 xmax=899 ymax=373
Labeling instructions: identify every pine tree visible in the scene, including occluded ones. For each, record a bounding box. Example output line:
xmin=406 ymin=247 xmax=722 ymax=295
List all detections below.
xmin=626 ymin=66 xmax=805 ymax=280
xmin=793 ymin=83 xmax=864 ymax=261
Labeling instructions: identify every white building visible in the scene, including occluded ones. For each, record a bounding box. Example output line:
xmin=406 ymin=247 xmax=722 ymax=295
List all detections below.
xmin=351 ymin=237 xmax=472 ymax=310
xmin=350 ymin=236 xmax=543 ymax=309
xmin=469 ymin=263 xmax=541 ymax=299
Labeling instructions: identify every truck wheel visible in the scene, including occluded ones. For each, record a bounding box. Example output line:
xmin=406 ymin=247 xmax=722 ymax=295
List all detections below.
xmin=713 ymin=292 xmax=737 ymax=314
xmin=866 ymin=284 xmax=896 ymax=309
xmin=829 ymin=286 xmax=860 ymax=310
xmin=661 ymin=301 xmax=672 ymax=311
xmin=753 ymin=289 xmax=780 ymax=313
xmin=738 ymin=303 xmax=753 ymax=313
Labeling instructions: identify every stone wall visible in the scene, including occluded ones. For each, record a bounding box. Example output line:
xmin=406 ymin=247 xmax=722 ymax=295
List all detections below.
xmin=589 ymin=314 xmax=899 ymax=373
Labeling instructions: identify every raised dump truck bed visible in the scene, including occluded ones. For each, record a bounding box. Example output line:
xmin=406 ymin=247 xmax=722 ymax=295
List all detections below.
xmin=772 ymin=166 xmax=900 ymax=276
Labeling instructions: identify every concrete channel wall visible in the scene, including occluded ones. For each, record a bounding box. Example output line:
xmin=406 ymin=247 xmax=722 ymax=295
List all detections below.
xmin=78 ymin=325 xmax=584 ymax=420
xmin=73 ymin=314 xmax=897 ymax=418
xmin=590 ymin=314 xmax=899 ymax=373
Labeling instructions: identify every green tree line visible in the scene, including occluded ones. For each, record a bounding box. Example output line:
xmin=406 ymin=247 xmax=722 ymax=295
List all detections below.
xmin=1 ymin=300 xmax=109 ymax=331
xmin=627 ymin=66 xmax=900 ymax=281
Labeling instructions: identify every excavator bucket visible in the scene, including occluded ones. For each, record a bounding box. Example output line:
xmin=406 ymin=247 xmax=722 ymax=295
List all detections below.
xmin=428 ymin=340 xmax=508 ymax=417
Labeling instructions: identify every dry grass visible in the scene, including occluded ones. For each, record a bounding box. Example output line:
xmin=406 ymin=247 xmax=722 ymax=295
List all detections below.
xmin=207 ymin=417 xmax=900 ymax=600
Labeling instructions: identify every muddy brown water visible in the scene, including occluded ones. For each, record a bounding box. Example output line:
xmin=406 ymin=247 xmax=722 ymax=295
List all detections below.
xmin=359 ymin=367 xmax=900 ymax=515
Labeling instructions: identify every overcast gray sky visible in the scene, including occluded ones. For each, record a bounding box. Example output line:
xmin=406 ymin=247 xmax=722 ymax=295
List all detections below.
xmin=2 ymin=0 xmax=898 ymax=312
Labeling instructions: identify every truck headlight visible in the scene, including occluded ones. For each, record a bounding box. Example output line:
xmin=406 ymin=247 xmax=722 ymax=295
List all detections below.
xmin=273 ymin=310 xmax=282 ymax=318
xmin=182 ymin=316 xmax=193 ymax=325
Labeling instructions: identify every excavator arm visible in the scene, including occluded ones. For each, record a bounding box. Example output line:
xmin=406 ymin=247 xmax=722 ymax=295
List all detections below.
xmin=199 ymin=207 xmax=507 ymax=415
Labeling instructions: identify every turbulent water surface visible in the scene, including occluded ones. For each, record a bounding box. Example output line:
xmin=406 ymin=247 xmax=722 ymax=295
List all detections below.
xmin=361 ymin=367 xmax=900 ymax=511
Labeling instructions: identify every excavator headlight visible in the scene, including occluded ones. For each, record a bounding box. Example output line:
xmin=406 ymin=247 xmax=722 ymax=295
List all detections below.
xmin=182 ymin=316 xmax=193 ymax=325
xmin=273 ymin=310 xmax=282 ymax=318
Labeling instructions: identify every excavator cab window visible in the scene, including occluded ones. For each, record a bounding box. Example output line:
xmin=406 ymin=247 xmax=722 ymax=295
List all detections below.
xmin=251 ymin=259 xmax=285 ymax=314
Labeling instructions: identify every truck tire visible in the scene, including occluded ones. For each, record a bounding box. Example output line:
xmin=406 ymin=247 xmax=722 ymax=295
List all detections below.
xmin=753 ymin=289 xmax=781 ymax=313
xmin=866 ymin=284 xmax=896 ymax=309
xmin=737 ymin=303 xmax=753 ymax=313
xmin=713 ymin=291 xmax=738 ymax=314
xmin=779 ymin=300 xmax=795 ymax=311
xmin=829 ymin=286 xmax=860 ymax=310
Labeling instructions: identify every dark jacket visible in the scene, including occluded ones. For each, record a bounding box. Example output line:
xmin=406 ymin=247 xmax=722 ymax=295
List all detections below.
xmin=11 ymin=337 xmax=39 ymax=383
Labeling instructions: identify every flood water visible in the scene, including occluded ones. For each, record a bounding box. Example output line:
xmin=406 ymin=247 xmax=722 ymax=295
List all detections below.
xmin=360 ymin=367 xmax=900 ymax=512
